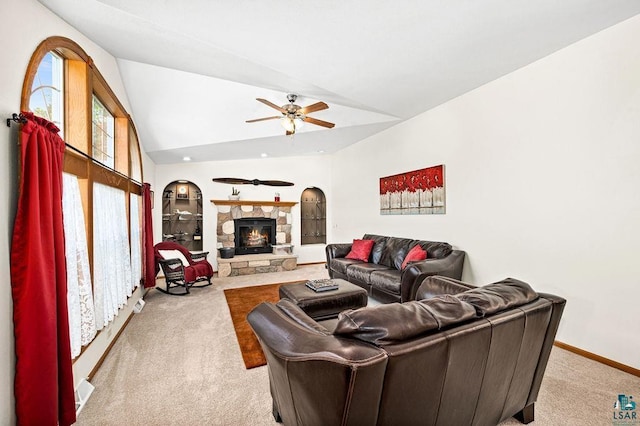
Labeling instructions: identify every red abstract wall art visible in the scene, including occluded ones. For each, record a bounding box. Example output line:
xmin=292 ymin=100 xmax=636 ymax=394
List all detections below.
xmin=380 ymin=164 xmax=445 ymax=215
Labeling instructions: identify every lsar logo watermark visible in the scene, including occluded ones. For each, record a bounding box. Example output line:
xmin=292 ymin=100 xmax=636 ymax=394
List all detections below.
xmin=613 ymin=394 xmax=637 ymax=425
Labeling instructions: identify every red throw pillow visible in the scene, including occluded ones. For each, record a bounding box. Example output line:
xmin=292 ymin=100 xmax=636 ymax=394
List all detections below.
xmin=345 ymin=239 xmax=375 ymax=262
xmin=401 ymin=245 xmax=427 ymax=269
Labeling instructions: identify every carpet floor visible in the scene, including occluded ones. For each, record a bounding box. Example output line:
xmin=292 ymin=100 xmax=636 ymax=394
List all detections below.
xmin=76 ymin=264 xmax=640 ymax=425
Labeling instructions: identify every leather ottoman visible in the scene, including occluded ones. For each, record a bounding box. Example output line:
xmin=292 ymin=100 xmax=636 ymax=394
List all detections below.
xmin=279 ymin=278 xmax=368 ymax=320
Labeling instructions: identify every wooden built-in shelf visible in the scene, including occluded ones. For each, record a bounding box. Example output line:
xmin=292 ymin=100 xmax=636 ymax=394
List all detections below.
xmin=210 ymin=199 xmax=298 ymax=207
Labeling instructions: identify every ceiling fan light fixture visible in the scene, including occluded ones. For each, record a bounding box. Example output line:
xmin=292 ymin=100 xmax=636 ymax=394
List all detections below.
xmin=281 ymin=115 xmax=303 ymax=133
xmin=281 ymin=116 xmax=295 ymax=132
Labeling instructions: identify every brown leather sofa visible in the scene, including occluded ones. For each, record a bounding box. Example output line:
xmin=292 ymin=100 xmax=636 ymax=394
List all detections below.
xmin=247 ymin=276 xmax=566 ymax=426
xmin=326 ymin=234 xmax=465 ymax=303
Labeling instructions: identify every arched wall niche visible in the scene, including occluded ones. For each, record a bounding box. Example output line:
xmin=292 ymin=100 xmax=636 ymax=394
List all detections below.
xmin=300 ymin=187 xmax=326 ymax=245
xmin=162 ymin=180 xmax=203 ymax=251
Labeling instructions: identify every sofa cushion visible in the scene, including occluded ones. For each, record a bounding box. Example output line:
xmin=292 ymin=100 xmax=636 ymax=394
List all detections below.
xmin=370 ymin=269 xmax=402 ymax=295
xmin=346 ymin=239 xmax=375 ymax=262
xmin=418 ymin=241 xmax=452 ymax=259
xmin=401 ymin=245 xmax=427 ymax=269
xmin=456 ymin=278 xmax=538 ymax=317
xmin=368 ymin=237 xmax=406 ymax=268
xmin=330 ymin=258 xmax=362 ymax=275
xmin=416 ymin=276 xmax=476 ymax=300
xmin=334 ymin=295 xmax=477 ymax=345
xmin=370 ymin=237 xmax=388 ymax=265
xmin=346 ymin=263 xmax=389 ymax=284
xmin=393 ymin=247 xmax=410 ymax=270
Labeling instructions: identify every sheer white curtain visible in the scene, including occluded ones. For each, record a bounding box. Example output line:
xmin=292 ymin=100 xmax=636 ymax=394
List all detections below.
xmin=130 ymin=193 xmax=142 ymax=291
xmin=93 ymin=183 xmax=132 ymax=330
xmin=62 ymin=173 xmax=96 ymax=358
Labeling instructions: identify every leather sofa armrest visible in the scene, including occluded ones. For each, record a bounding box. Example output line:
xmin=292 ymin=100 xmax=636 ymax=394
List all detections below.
xmin=325 ymin=243 xmax=353 ymax=262
xmin=248 ymin=302 xmax=388 ymax=426
xmin=400 ymin=250 xmax=466 ymax=302
xmin=248 ymin=302 xmax=386 ymax=363
xmin=416 ymin=275 xmax=476 ymax=300
xmin=524 ymin=293 xmax=566 ymax=408
xmin=276 ymin=299 xmax=330 ymax=335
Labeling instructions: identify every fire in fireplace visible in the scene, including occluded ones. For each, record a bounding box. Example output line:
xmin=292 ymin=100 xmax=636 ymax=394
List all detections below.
xmin=234 ymin=218 xmax=276 ymax=255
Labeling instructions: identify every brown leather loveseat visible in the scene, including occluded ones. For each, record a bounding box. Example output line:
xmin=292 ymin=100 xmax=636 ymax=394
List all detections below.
xmin=247 ymin=276 xmax=566 ymax=426
xmin=326 ymin=234 xmax=466 ymax=303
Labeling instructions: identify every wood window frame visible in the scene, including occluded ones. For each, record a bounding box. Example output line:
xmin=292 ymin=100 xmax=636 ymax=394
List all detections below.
xmin=21 ymin=36 xmax=145 ymax=358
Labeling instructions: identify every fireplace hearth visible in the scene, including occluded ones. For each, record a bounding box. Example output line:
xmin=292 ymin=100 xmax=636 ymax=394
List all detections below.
xmin=234 ymin=218 xmax=276 ymax=255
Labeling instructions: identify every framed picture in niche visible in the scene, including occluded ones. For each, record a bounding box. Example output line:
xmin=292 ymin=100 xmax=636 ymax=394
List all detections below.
xmin=176 ymin=184 xmax=189 ymax=199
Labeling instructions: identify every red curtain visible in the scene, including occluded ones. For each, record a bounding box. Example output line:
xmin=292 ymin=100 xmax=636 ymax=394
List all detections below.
xmin=10 ymin=112 xmax=76 ymax=425
xmin=142 ymin=183 xmax=156 ymax=288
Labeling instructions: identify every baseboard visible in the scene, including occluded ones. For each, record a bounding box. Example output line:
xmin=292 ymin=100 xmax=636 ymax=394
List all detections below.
xmin=554 ymin=341 xmax=640 ymax=377
xmin=87 ymin=311 xmax=135 ymax=381
xmin=297 ymin=261 xmax=327 ymax=266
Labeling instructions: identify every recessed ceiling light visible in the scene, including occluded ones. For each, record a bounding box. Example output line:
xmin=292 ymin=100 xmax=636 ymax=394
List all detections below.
xmin=183 ymin=156 xmax=191 ymax=161
xmin=260 ymin=153 xmax=268 ymax=158
xmin=317 ymin=150 xmax=325 ymax=154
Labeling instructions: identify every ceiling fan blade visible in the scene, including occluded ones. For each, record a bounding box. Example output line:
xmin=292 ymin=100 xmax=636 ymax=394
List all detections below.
xmin=246 ymin=116 xmax=281 ymax=123
xmin=212 ymin=177 xmax=253 ymax=185
xmin=303 ymin=116 xmax=335 ymax=129
xmin=256 ymin=98 xmax=286 ymax=113
xmin=286 ymin=130 xmax=294 ymax=136
xmin=298 ymin=101 xmax=328 ymax=115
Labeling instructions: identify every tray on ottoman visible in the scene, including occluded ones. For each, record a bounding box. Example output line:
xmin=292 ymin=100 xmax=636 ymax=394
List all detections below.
xmin=279 ymin=278 xmax=368 ymax=320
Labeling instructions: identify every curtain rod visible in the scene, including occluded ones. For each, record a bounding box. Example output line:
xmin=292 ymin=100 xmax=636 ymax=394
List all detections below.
xmin=6 ymin=112 xmax=27 ymax=127
xmin=7 ymin=112 xmax=142 ymax=187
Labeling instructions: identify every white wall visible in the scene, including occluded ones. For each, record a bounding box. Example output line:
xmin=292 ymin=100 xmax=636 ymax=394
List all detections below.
xmin=332 ymin=15 xmax=640 ymax=369
xmin=0 ymin=1 xmax=150 ymax=424
xmin=154 ymin=155 xmax=332 ymax=268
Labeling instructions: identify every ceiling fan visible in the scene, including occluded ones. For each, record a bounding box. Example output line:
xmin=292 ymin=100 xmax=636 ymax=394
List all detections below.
xmin=212 ymin=177 xmax=294 ymax=187
xmin=246 ymin=94 xmax=335 ymax=135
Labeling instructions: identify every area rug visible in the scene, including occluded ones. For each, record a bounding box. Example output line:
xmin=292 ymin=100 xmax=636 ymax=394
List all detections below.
xmin=224 ymin=281 xmax=301 ymax=369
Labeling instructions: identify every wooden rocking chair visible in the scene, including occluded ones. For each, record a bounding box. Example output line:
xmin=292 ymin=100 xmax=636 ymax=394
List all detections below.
xmin=154 ymin=241 xmax=213 ymax=295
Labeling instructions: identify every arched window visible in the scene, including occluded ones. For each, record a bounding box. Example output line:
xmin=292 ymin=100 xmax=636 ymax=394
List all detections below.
xmin=21 ymin=36 xmax=144 ymax=352
xmin=300 ymin=187 xmax=326 ymax=245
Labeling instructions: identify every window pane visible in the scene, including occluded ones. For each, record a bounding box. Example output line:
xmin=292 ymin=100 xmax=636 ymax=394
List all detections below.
xmin=129 ymin=131 xmax=142 ymax=182
xmin=93 ymin=183 xmax=131 ymax=329
xmin=29 ymin=52 xmax=64 ymax=135
xmin=92 ymin=95 xmax=115 ymax=169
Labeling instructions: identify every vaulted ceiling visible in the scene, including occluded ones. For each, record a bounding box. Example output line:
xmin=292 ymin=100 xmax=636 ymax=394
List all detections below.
xmin=38 ymin=0 xmax=640 ymax=164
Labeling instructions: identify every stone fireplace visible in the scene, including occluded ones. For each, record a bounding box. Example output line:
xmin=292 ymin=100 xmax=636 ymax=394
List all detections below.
xmin=213 ymin=200 xmax=297 ymax=277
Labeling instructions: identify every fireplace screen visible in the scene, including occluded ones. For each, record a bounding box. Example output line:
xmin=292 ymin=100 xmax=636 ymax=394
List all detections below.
xmin=234 ymin=218 xmax=276 ymax=255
